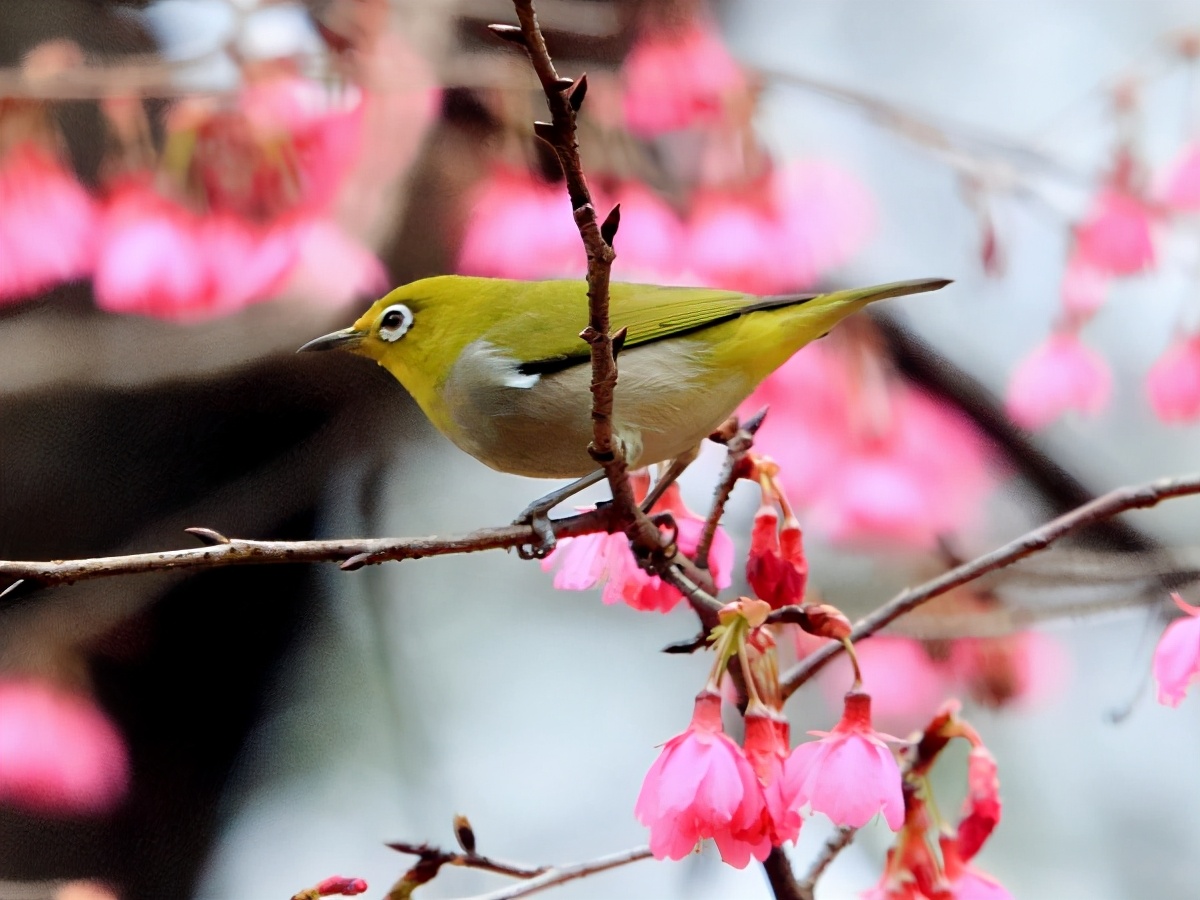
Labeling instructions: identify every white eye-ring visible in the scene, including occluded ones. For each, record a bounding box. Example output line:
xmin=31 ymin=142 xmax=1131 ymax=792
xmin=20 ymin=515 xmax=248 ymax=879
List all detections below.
xmin=378 ymin=303 xmax=413 ymax=342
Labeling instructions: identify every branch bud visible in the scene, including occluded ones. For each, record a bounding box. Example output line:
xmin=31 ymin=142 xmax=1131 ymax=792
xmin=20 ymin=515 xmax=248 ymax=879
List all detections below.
xmin=600 ymin=203 xmax=621 ymax=248
xmin=533 ymin=120 xmax=559 ymax=147
xmin=566 ymin=73 xmax=588 ymax=111
xmin=487 ymin=24 xmax=527 ymax=46
xmin=453 ymin=814 xmax=476 ymax=855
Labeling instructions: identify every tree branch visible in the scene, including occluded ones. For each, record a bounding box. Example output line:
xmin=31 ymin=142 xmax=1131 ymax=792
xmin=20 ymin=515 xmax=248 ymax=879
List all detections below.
xmin=781 ymin=473 xmax=1200 ymax=698
xmin=761 ymin=847 xmax=804 ymax=900
xmin=797 ymin=828 xmax=857 ymax=899
xmin=0 ymin=509 xmax=614 ymax=593
xmin=455 ymin=845 xmax=652 ymax=900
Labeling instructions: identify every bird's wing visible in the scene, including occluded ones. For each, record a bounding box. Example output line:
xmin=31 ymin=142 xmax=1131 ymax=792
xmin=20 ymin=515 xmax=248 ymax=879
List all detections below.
xmin=501 ymin=281 xmax=814 ymax=376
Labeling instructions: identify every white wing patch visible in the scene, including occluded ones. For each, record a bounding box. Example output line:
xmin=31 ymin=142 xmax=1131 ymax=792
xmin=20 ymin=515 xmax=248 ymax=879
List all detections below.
xmin=504 ymin=371 xmax=541 ymax=389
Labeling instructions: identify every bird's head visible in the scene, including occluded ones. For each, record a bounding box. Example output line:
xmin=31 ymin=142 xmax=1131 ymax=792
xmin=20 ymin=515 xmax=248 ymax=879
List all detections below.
xmin=298 ymin=276 xmax=483 ymax=400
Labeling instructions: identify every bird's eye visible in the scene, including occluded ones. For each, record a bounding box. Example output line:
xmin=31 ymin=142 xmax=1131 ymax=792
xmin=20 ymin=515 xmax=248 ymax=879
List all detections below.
xmin=378 ymin=303 xmax=413 ymax=342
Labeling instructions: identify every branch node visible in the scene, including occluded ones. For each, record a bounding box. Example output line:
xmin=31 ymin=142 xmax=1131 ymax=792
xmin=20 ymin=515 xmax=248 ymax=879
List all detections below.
xmin=566 ymin=73 xmax=588 ymax=111
xmin=611 ymin=326 xmax=628 ymax=358
xmin=600 ymin=203 xmax=621 ymax=248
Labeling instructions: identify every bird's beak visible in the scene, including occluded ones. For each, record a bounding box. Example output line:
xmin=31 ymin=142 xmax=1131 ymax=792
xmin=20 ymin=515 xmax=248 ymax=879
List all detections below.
xmin=297 ymin=327 xmax=364 ymax=353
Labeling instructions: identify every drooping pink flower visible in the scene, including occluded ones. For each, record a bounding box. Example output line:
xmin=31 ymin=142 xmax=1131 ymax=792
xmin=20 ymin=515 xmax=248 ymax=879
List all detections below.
xmin=744 ymin=343 xmax=995 ymax=548
xmin=456 ymin=166 xmax=584 ymax=279
xmin=1146 ymin=335 xmax=1200 ymax=424
xmin=1153 ymin=593 xmax=1200 ymax=707
xmin=685 ymin=187 xmax=791 ymax=295
xmin=0 ymin=142 xmax=98 ymax=303
xmin=315 ymin=875 xmax=369 ymax=897
xmin=540 ymin=482 xmax=733 ymax=613
xmin=948 ymin=631 xmax=1068 ymax=711
xmin=746 ymin=502 xmax=808 ymax=609
xmin=940 ymin=835 xmax=1013 ymax=900
xmin=621 ymin=19 xmax=746 ymax=136
xmin=861 ymin=798 xmax=944 ymax=900
xmin=771 ymin=160 xmax=876 ymax=289
xmin=1159 ymin=143 xmax=1200 ymax=212
xmin=784 ymin=691 xmax=904 ymax=830
xmin=742 ymin=711 xmax=802 ymax=846
xmin=198 ymin=213 xmax=300 ymax=317
xmin=1073 ymin=189 xmax=1157 ymax=276
xmin=956 ymin=747 xmax=1001 ymax=861
xmin=93 ymin=179 xmax=211 ymax=316
xmin=822 ymin=637 xmax=948 ymax=734
xmin=635 ymin=690 xmax=772 ymax=867
xmin=283 ymin=217 xmax=388 ymax=305
xmin=604 ymin=181 xmax=686 ymax=283
xmin=1005 ymin=331 xmax=1111 ymax=429
xmin=1059 ymin=254 xmax=1109 ymax=318
xmin=0 ymin=679 xmax=129 ymax=815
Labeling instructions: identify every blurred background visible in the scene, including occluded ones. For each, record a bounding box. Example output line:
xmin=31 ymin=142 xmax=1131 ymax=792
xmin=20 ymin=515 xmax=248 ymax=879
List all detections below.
xmin=1 ymin=0 xmax=1199 ymax=898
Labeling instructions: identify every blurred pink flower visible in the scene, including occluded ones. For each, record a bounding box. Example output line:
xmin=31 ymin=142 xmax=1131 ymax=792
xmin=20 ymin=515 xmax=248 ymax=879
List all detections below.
xmin=948 ymin=631 xmax=1068 ymax=711
xmin=540 ymin=483 xmax=733 ymax=613
xmin=746 ymin=502 xmax=808 ymax=609
xmin=744 ymin=343 xmax=995 ymax=548
xmin=1146 ymin=335 xmax=1200 ymax=424
xmin=685 ymin=188 xmax=790 ymax=294
xmin=0 ymin=142 xmax=98 ymax=303
xmin=742 ymin=711 xmax=803 ymax=846
xmin=315 ymin=876 xmax=369 ymax=897
xmin=621 ymin=20 xmax=745 ymax=136
xmin=785 ymin=691 xmax=904 ymax=830
xmin=285 ymin=218 xmax=388 ymax=305
xmin=1159 ymin=143 xmax=1200 ymax=211
xmin=1073 ymin=189 xmax=1157 ymax=276
xmin=457 ymin=167 xmax=583 ymax=279
xmin=199 ymin=213 xmax=300 ymax=316
xmin=1059 ymin=255 xmax=1109 ymax=318
xmin=94 ymin=180 xmax=211 ymax=317
xmin=604 ymin=181 xmax=686 ymax=282
xmin=1005 ymin=331 xmax=1111 ymax=429
xmin=823 ymin=637 xmax=948 ymax=734
xmin=772 ymin=160 xmax=876 ymax=289
xmin=0 ymin=680 xmax=129 ymax=816
xmin=635 ymin=690 xmax=772 ymax=867
xmin=1153 ymin=593 xmax=1200 ymax=708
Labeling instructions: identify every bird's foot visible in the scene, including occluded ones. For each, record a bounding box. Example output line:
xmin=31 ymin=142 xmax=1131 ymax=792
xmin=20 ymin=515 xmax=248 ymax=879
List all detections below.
xmin=514 ymin=507 xmax=557 ymax=560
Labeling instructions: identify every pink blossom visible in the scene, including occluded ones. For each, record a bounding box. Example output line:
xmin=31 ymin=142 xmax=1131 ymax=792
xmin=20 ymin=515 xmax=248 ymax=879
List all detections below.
xmin=0 ymin=142 xmax=98 ymax=303
xmin=1059 ymin=255 xmax=1109 ymax=318
xmin=621 ymin=20 xmax=745 ymax=136
xmin=823 ymin=637 xmax=948 ymax=734
xmin=685 ymin=188 xmax=791 ymax=294
xmin=198 ymin=213 xmax=300 ymax=317
xmin=284 ymin=218 xmax=387 ymax=305
xmin=604 ymin=181 xmax=686 ymax=283
xmin=742 ymin=712 xmax=802 ymax=846
xmin=941 ymin=836 xmax=1013 ymax=900
xmin=746 ymin=502 xmax=808 ymax=609
xmin=1159 ymin=143 xmax=1200 ymax=211
xmin=93 ymin=180 xmax=211 ymax=316
xmin=1153 ymin=593 xmax=1200 ymax=707
xmin=948 ymin=631 xmax=1068 ymax=711
xmin=1146 ymin=335 xmax=1200 ymax=424
xmin=743 ymin=343 xmax=995 ymax=548
xmin=315 ymin=875 xmax=368 ymax=896
xmin=541 ymin=483 xmax=733 ymax=613
xmin=1005 ymin=331 xmax=1111 ymax=429
xmin=956 ymin=747 xmax=1001 ymax=861
xmin=0 ymin=679 xmax=129 ymax=815
xmin=771 ymin=160 xmax=876 ymax=289
xmin=1073 ymin=189 xmax=1157 ymax=276
xmin=784 ymin=691 xmax=904 ymax=830
xmin=634 ymin=691 xmax=772 ymax=867
xmin=456 ymin=167 xmax=583 ymax=279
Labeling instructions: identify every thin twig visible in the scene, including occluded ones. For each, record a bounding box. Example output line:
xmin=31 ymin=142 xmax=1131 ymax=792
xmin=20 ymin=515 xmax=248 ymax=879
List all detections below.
xmin=694 ymin=409 xmax=767 ymax=571
xmin=0 ymin=509 xmax=613 ymax=592
xmin=781 ymin=473 xmax=1200 ymax=698
xmin=503 ymin=1 xmax=651 ymax=546
xmin=387 ymin=841 xmax=549 ymax=880
xmin=797 ymin=827 xmax=857 ymax=898
xmin=456 ymin=845 xmax=653 ymax=900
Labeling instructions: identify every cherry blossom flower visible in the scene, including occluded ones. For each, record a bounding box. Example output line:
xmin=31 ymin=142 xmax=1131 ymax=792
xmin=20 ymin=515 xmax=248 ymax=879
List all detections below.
xmin=635 ymin=690 xmax=772 ymax=867
xmin=1073 ymin=189 xmax=1157 ymax=276
xmin=315 ymin=876 xmax=369 ymax=897
xmin=199 ymin=213 xmax=300 ymax=317
xmin=744 ymin=342 xmax=995 ymax=548
xmin=785 ymin=691 xmax=904 ymax=830
xmin=456 ymin=166 xmax=583 ymax=279
xmin=1005 ymin=331 xmax=1111 ymax=429
xmin=1146 ymin=335 xmax=1200 ymax=424
xmin=1059 ymin=255 xmax=1109 ymax=318
xmin=956 ymin=746 xmax=1002 ymax=860
xmin=0 ymin=679 xmax=129 ymax=815
xmin=1159 ymin=142 xmax=1200 ymax=212
xmin=771 ymin=160 xmax=877 ymax=289
xmin=0 ymin=142 xmax=98 ymax=303
xmin=540 ymin=482 xmax=733 ymax=613
xmin=621 ymin=19 xmax=746 ymax=136
xmin=746 ymin=501 xmax=808 ymax=609
xmin=948 ymin=631 xmax=1068 ymax=711
xmin=742 ymin=711 xmax=802 ymax=846
xmin=1153 ymin=593 xmax=1200 ymax=707
xmin=283 ymin=218 xmax=388 ymax=305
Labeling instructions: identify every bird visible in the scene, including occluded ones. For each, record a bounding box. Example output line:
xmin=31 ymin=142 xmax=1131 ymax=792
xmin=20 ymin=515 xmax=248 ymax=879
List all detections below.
xmin=299 ymin=275 xmax=949 ymax=506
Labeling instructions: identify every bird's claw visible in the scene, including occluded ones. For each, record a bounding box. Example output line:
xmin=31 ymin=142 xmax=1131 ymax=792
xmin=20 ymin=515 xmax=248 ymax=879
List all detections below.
xmin=515 ymin=512 xmax=556 ymax=560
